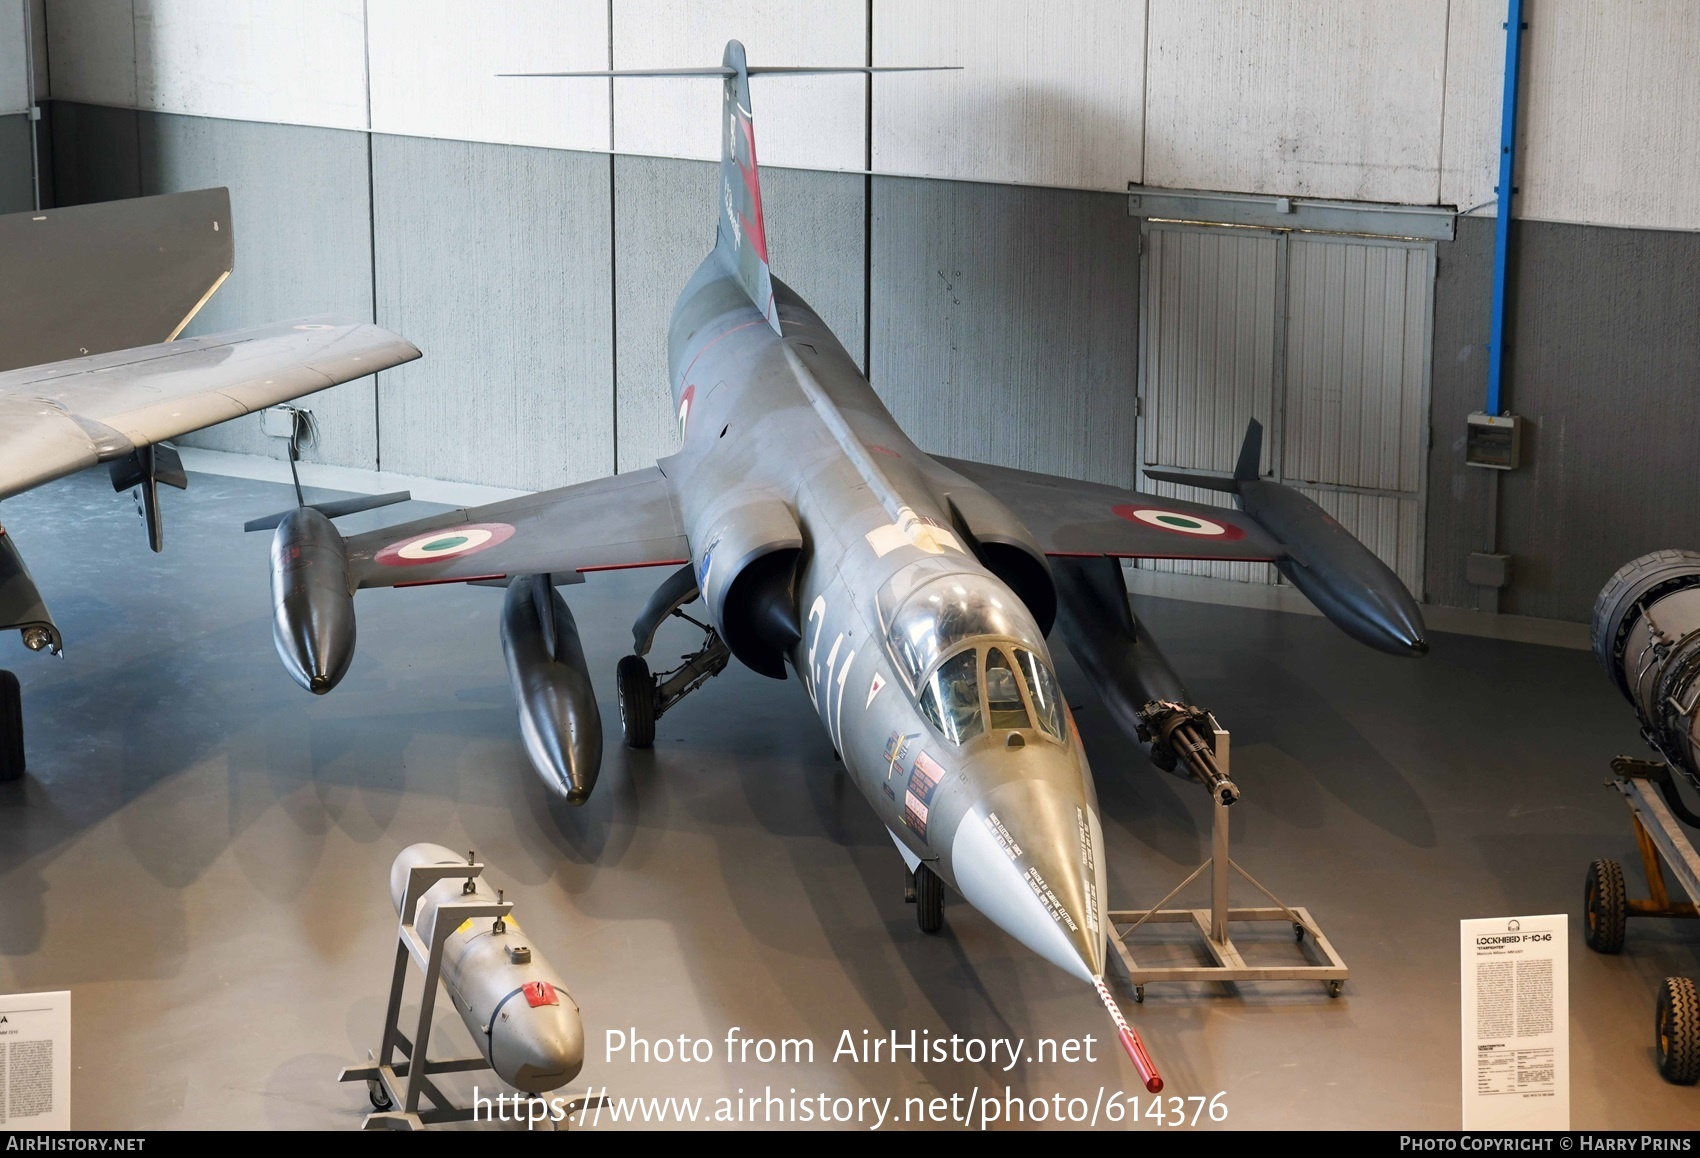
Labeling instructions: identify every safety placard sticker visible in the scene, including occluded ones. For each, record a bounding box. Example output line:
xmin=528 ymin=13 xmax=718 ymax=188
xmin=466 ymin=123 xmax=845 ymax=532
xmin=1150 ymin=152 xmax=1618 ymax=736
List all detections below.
xmin=1111 ymin=504 xmax=1245 ymax=540
xmin=903 ymin=752 xmax=945 ymax=840
xmin=376 ymin=522 xmax=516 ymax=567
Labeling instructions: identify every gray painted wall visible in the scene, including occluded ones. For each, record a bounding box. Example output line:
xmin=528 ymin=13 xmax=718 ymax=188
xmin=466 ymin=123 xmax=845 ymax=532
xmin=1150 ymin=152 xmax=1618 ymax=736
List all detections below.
xmin=372 ymin=134 xmax=612 ymax=490
xmin=0 ymin=113 xmax=34 ymax=213
xmin=870 ymin=176 xmax=1140 ymax=489
xmin=1428 ymin=215 xmax=1700 ymax=622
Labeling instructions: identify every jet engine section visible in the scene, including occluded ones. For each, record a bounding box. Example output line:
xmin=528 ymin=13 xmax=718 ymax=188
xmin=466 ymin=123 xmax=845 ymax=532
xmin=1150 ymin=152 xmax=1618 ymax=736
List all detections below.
xmin=270 ymin=507 xmax=356 ymax=694
xmin=1593 ymin=550 xmax=1700 ymax=793
xmin=389 ymin=844 xmax=584 ymax=1094
xmin=501 ymin=575 xmax=603 ymax=804
xmin=945 ymin=487 xmax=1057 ymax=636
xmin=694 ymin=493 xmax=803 ymax=679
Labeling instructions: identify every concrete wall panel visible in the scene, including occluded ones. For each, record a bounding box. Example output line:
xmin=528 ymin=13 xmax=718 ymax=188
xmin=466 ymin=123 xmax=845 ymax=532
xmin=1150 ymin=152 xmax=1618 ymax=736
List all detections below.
xmin=2 ymin=0 xmax=31 ymax=114
xmin=613 ymin=156 xmax=865 ymax=475
xmin=373 ymin=134 xmax=613 ymax=491
xmin=43 ymin=0 xmax=137 ymax=108
xmin=137 ymin=113 xmax=377 ymax=468
xmin=45 ymin=100 xmax=140 ymax=206
xmin=872 ymin=0 xmax=1144 ymax=191
xmin=871 ymin=175 xmax=1138 ymax=487
xmin=612 ymin=0 xmax=864 ymax=172
xmin=1438 ymin=0 xmax=1502 ymax=219
xmin=1145 ymin=0 xmax=1447 ymax=204
xmin=1517 ymin=2 xmax=1700 ymax=231
xmin=368 ymin=0 xmax=609 ymax=153
xmin=0 ymin=113 xmax=33 ymax=212
xmin=29 ymin=0 xmax=46 ymax=101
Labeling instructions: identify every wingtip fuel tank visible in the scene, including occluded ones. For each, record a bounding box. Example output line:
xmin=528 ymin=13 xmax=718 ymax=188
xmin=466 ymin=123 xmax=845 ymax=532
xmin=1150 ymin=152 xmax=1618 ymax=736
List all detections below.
xmin=270 ymin=507 xmax=357 ymax=693
xmin=500 ymin=575 xmax=603 ymax=804
xmin=390 ymin=843 xmax=585 ymax=1094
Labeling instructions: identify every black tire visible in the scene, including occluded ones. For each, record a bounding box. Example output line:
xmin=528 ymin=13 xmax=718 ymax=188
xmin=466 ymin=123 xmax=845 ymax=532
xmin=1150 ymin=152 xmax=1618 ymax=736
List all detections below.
xmin=1584 ymin=858 xmax=1628 ymax=953
xmin=616 ymin=655 xmax=656 ymax=749
xmin=915 ymin=864 xmax=944 ymax=934
xmin=0 ymin=670 xmax=22 ymax=782
xmin=367 ymin=1080 xmax=394 ymax=1110
xmin=1655 ymin=976 xmax=1700 ymax=1085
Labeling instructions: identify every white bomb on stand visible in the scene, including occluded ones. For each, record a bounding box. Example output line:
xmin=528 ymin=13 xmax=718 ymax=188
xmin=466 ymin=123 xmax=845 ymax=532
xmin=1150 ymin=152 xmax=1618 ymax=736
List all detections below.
xmin=389 ymin=844 xmax=585 ymax=1094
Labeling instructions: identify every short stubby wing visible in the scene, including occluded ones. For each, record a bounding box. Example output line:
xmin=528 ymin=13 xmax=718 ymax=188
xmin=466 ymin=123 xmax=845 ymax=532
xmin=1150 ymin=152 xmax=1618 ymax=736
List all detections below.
xmin=931 ymin=456 xmax=1286 ymax=563
xmin=345 ymin=467 xmax=689 ymax=589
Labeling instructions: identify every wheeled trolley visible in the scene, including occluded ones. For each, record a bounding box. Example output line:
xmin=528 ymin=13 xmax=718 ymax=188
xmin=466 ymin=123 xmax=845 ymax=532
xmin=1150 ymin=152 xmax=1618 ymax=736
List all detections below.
xmin=1583 ymin=757 xmax=1700 ymax=1085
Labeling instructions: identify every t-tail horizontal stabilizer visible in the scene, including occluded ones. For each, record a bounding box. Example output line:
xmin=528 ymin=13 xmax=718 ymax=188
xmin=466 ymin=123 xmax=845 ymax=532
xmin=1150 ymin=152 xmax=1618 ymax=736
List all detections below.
xmin=1145 ymin=419 xmax=1427 ymax=657
xmin=503 ymin=40 xmax=956 ymax=335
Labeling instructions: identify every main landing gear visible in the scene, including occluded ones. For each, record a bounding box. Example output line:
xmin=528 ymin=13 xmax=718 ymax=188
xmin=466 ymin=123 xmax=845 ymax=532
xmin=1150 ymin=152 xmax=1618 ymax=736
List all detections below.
xmin=615 ymin=609 xmax=730 ymax=749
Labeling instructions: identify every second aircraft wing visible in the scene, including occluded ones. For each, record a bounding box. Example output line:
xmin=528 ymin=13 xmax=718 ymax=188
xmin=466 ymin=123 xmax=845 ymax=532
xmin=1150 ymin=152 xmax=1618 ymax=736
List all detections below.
xmin=930 ymin=455 xmax=1287 ymax=563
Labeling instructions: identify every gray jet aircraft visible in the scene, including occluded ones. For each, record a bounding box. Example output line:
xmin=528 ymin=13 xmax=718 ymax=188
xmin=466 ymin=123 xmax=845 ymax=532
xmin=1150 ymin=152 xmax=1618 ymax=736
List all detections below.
xmin=0 ymin=188 xmax=420 ymax=778
xmin=263 ymin=42 xmax=1426 ymax=1090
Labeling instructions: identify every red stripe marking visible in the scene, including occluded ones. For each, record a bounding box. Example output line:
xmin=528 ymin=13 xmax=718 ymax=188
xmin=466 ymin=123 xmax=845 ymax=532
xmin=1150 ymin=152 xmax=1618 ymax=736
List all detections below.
xmin=576 ymin=559 xmax=689 ymax=574
xmin=1045 ymin=551 xmax=1281 ymax=563
xmin=395 ymin=573 xmax=507 ymax=588
xmin=678 ymin=319 xmax=767 ymax=389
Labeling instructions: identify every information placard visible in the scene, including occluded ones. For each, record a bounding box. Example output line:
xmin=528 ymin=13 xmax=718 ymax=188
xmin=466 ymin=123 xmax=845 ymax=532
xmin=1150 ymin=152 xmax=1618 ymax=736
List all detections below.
xmin=1459 ymin=915 xmax=1567 ymax=1130
xmin=0 ymin=990 xmax=70 ymax=1129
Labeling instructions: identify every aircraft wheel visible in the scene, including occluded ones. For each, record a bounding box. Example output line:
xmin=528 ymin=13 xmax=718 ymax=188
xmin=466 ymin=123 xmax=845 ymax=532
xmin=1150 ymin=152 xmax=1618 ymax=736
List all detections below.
xmin=1656 ymin=977 xmax=1700 ymax=1085
xmin=915 ymin=864 xmax=944 ymax=934
xmin=1584 ymin=858 xmax=1628 ymax=954
xmin=616 ymin=656 xmax=656 ymax=749
xmin=0 ymin=669 xmax=23 ymax=782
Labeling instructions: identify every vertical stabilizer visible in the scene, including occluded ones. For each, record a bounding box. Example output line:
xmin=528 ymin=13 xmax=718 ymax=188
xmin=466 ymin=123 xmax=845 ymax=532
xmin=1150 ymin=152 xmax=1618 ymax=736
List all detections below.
xmin=715 ymin=40 xmax=778 ymax=333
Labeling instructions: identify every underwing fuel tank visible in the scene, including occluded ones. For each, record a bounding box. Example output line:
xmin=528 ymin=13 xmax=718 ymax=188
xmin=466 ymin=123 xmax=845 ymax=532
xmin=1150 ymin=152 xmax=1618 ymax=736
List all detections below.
xmin=1146 ymin=419 xmax=1426 ymax=658
xmin=390 ymin=844 xmax=585 ymax=1094
xmin=270 ymin=507 xmax=356 ymax=693
xmin=500 ymin=575 xmax=603 ymax=804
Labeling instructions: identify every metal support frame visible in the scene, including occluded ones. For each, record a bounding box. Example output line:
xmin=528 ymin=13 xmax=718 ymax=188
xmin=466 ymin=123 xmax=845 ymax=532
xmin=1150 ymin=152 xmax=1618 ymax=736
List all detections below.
xmin=1610 ymin=758 xmax=1700 ymax=919
xmin=337 ymin=858 xmax=599 ymax=1130
xmin=1108 ymin=724 xmax=1349 ymax=1000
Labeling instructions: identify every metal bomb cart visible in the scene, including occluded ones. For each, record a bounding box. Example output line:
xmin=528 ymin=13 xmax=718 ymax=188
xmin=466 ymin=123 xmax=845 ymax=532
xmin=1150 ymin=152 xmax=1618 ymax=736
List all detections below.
xmin=1586 ymin=551 xmax=1700 ymax=1085
xmin=340 ymin=844 xmax=598 ymax=1128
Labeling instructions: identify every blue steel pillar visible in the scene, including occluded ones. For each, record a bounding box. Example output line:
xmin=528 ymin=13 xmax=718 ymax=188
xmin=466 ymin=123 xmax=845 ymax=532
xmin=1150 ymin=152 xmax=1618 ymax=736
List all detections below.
xmin=1487 ymin=0 xmax=1527 ymax=416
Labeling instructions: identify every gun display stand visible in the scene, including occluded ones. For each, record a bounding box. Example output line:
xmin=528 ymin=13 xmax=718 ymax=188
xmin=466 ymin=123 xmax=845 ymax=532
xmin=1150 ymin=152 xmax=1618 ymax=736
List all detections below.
xmin=1108 ymin=724 xmax=1349 ymax=1002
xmin=338 ymin=856 xmax=600 ymax=1131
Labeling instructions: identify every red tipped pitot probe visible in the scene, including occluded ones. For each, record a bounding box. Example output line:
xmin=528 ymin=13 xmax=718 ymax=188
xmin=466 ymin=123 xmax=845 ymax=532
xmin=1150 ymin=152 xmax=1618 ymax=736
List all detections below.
xmin=1094 ymin=976 xmax=1163 ymax=1093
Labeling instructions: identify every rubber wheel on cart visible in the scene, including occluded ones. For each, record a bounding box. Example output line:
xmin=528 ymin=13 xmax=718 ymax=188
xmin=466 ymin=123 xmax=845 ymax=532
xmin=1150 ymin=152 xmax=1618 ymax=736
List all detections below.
xmin=616 ymin=655 xmax=656 ymax=749
xmin=915 ymin=864 xmax=944 ymax=934
xmin=368 ymin=1079 xmax=394 ymax=1110
xmin=1656 ymin=976 xmax=1700 ymax=1085
xmin=1583 ymin=858 xmax=1628 ymax=954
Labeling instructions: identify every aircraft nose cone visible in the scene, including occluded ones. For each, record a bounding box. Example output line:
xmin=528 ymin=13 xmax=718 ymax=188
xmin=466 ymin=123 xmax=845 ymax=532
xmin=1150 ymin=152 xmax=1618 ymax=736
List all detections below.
xmin=947 ymin=777 xmax=1108 ymax=983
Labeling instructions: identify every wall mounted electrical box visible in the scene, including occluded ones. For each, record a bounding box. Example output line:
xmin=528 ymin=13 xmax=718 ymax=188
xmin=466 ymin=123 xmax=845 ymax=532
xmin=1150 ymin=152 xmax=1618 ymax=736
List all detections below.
xmin=1466 ymin=412 xmax=1522 ymax=470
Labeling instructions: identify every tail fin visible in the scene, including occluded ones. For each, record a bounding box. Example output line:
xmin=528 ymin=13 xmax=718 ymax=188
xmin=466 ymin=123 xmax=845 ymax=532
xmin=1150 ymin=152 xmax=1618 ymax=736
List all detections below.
xmin=716 ymin=41 xmax=777 ymax=332
xmin=1234 ymin=418 xmax=1263 ymax=483
xmin=501 ymin=42 xmax=956 ymax=335
xmin=1141 ymin=418 xmax=1265 ymax=495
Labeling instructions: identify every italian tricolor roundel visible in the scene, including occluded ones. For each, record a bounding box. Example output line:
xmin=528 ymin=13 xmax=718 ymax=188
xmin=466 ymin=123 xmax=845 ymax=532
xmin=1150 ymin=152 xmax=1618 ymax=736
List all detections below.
xmin=1111 ymin=504 xmax=1245 ymax=540
xmin=376 ymin=522 xmax=517 ymax=567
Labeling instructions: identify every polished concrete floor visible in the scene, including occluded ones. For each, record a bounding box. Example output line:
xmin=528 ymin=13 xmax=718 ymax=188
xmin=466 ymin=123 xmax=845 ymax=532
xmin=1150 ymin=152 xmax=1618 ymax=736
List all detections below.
xmin=0 ymin=468 xmax=1695 ymax=1131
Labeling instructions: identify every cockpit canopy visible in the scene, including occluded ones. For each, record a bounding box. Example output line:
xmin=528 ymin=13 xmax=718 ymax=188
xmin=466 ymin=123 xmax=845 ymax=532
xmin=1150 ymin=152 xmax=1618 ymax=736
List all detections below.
xmin=876 ymin=562 xmax=1066 ymax=747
